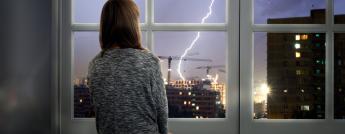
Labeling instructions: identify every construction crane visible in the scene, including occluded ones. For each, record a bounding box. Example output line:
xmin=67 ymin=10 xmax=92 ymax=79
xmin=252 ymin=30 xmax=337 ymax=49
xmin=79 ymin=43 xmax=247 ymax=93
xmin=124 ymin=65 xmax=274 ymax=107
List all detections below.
xmin=158 ymin=56 xmax=212 ymax=84
xmin=195 ymin=65 xmax=225 ymax=75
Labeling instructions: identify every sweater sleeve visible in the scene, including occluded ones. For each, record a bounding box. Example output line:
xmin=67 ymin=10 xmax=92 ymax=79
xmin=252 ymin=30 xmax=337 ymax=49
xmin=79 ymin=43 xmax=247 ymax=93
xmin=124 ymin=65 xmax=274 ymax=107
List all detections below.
xmin=151 ymin=56 xmax=168 ymax=134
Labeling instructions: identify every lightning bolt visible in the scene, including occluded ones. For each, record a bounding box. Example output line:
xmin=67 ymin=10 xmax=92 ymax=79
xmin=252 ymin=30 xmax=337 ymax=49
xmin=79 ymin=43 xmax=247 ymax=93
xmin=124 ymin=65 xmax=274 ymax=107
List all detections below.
xmin=177 ymin=0 xmax=215 ymax=80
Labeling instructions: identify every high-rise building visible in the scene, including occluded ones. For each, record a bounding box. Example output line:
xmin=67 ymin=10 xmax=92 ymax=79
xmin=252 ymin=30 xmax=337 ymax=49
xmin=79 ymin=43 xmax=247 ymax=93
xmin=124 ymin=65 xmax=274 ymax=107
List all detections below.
xmin=266 ymin=9 xmax=329 ymax=119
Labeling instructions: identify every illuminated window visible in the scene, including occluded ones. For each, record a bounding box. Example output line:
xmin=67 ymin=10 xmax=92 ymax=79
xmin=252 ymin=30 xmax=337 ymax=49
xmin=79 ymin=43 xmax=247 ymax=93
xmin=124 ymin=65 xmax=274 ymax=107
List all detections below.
xmin=295 ymin=35 xmax=300 ymax=40
xmin=301 ymin=34 xmax=308 ymax=40
xmin=294 ymin=43 xmax=301 ymax=49
xmin=283 ymin=90 xmax=288 ymax=93
xmin=316 ymin=60 xmax=321 ymax=64
xmin=295 ymin=52 xmax=301 ymax=58
xmin=317 ymin=87 xmax=322 ymax=90
xmin=301 ymin=105 xmax=310 ymax=111
xmin=316 ymin=34 xmax=320 ymax=37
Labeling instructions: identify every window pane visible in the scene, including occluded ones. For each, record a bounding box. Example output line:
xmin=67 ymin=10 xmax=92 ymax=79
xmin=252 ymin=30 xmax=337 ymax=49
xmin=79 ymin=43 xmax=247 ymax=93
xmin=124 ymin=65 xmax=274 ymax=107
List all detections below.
xmin=73 ymin=31 xmax=147 ymax=118
xmin=73 ymin=0 xmax=145 ymax=23
xmin=254 ymin=0 xmax=326 ymax=24
xmin=154 ymin=0 xmax=226 ymax=23
xmin=334 ymin=0 xmax=345 ymax=24
xmin=154 ymin=32 xmax=227 ymax=118
xmin=334 ymin=33 xmax=345 ymax=119
xmin=254 ymin=32 xmax=325 ymax=119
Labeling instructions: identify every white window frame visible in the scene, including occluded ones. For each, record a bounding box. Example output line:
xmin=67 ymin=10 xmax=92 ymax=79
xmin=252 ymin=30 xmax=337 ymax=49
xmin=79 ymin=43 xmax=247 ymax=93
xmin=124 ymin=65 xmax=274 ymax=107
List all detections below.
xmin=57 ymin=0 xmax=240 ymax=134
xmin=240 ymin=0 xmax=345 ymax=134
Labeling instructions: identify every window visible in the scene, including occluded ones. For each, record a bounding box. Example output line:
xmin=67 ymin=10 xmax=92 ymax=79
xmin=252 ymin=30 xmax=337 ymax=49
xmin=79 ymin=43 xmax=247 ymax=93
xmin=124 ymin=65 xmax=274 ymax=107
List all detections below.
xmin=295 ymin=52 xmax=301 ymax=58
xmin=242 ymin=0 xmax=345 ymax=133
xmin=59 ymin=0 xmax=345 ymax=133
xmin=301 ymin=34 xmax=309 ymax=40
xmin=295 ymin=35 xmax=300 ymax=40
xmin=61 ymin=0 xmax=239 ymax=133
xmin=301 ymin=105 xmax=310 ymax=111
xmin=71 ymin=0 xmax=228 ymax=119
xmin=295 ymin=43 xmax=301 ymax=49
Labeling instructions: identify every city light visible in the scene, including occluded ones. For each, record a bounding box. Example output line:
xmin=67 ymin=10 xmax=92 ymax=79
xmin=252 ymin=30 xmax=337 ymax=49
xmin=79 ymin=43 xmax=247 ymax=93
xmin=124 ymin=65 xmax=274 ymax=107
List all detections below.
xmin=295 ymin=52 xmax=301 ymax=58
xmin=79 ymin=99 xmax=83 ymax=103
xmin=260 ymin=83 xmax=270 ymax=95
xmin=196 ymin=106 xmax=200 ymax=110
xmin=295 ymin=43 xmax=301 ymax=49
xmin=254 ymin=83 xmax=270 ymax=103
xmin=177 ymin=0 xmax=215 ymax=80
xmin=301 ymin=34 xmax=308 ymax=40
xmin=295 ymin=35 xmax=300 ymax=40
xmin=301 ymin=105 xmax=310 ymax=111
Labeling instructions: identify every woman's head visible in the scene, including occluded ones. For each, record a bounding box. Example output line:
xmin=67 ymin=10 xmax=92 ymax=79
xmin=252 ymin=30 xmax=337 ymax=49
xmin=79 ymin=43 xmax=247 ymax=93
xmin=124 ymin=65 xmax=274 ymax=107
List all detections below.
xmin=100 ymin=0 xmax=143 ymax=51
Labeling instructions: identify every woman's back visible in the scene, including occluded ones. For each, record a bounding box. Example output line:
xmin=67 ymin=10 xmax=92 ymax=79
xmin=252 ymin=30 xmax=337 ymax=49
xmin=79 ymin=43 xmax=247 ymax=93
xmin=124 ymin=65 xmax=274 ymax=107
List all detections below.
xmin=88 ymin=48 xmax=168 ymax=134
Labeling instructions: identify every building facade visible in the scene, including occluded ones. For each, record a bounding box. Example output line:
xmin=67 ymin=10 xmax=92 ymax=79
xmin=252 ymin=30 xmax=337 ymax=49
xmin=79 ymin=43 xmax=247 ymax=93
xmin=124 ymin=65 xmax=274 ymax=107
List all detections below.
xmin=267 ymin=9 xmax=327 ymax=119
xmin=167 ymin=80 xmax=225 ymax=118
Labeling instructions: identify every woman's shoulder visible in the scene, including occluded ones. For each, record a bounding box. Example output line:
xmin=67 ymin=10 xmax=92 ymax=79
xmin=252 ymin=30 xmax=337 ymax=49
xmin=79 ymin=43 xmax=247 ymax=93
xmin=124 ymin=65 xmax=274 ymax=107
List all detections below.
xmin=135 ymin=48 xmax=160 ymax=63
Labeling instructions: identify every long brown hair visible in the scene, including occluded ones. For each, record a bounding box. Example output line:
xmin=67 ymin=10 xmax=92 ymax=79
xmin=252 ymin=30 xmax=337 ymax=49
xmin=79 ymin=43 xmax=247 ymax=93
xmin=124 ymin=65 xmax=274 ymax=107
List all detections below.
xmin=99 ymin=0 xmax=143 ymax=56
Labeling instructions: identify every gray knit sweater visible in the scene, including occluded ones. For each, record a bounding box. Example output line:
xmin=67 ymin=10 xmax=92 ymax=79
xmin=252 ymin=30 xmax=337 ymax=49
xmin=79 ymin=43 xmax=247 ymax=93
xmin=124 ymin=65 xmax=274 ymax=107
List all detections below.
xmin=87 ymin=48 xmax=168 ymax=134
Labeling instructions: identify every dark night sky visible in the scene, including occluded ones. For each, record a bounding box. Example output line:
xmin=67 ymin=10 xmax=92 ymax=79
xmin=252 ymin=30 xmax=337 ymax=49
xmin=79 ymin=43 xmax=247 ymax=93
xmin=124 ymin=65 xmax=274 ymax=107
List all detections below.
xmin=73 ymin=0 xmax=345 ymax=87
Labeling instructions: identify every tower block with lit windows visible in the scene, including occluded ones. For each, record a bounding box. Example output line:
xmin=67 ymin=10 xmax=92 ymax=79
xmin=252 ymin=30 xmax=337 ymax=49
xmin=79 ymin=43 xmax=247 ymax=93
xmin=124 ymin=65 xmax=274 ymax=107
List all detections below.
xmin=266 ymin=9 xmax=327 ymax=119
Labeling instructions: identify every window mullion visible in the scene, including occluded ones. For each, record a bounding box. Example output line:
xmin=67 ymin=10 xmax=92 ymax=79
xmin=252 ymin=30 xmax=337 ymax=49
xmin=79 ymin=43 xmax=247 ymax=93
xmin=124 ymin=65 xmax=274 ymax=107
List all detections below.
xmin=326 ymin=0 xmax=334 ymax=120
xmin=147 ymin=0 xmax=154 ymax=51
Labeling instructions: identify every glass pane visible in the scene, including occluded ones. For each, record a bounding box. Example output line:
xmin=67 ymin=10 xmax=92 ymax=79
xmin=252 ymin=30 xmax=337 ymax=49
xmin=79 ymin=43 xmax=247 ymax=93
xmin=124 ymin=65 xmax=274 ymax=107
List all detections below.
xmin=254 ymin=32 xmax=325 ymax=119
xmin=334 ymin=33 xmax=345 ymax=119
xmin=334 ymin=0 xmax=345 ymax=24
xmin=154 ymin=32 xmax=227 ymax=118
xmin=254 ymin=0 xmax=326 ymax=24
xmin=73 ymin=0 xmax=145 ymax=23
xmin=154 ymin=0 xmax=226 ymax=23
xmin=73 ymin=31 xmax=147 ymax=118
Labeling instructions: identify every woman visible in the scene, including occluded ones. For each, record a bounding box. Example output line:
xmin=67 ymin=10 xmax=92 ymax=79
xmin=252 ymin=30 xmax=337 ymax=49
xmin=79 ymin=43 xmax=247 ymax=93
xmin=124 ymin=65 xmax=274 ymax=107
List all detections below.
xmin=87 ymin=0 xmax=168 ymax=134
